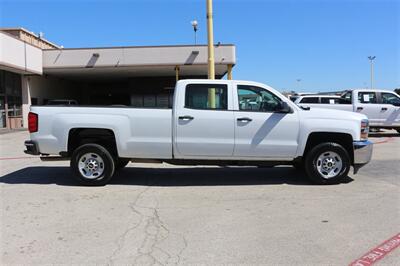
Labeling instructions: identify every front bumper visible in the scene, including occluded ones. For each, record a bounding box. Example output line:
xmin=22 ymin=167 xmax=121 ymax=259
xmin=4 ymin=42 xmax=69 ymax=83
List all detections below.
xmin=24 ymin=140 xmax=40 ymax=155
xmin=353 ymin=140 xmax=373 ymax=174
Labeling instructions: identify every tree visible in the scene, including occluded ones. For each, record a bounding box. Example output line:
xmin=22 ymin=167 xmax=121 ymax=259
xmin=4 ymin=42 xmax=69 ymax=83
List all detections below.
xmin=395 ymin=88 xmax=400 ymax=94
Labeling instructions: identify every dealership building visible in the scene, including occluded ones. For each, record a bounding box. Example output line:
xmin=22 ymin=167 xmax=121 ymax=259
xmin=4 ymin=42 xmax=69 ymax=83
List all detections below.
xmin=0 ymin=28 xmax=236 ymax=129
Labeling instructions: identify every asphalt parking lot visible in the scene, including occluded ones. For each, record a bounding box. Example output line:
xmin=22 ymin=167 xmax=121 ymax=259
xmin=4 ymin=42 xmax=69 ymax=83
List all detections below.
xmin=1 ymin=131 xmax=399 ymax=265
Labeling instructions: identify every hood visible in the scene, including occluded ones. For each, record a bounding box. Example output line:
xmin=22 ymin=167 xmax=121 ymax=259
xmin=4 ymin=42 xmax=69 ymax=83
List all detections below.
xmin=298 ymin=107 xmax=367 ymax=122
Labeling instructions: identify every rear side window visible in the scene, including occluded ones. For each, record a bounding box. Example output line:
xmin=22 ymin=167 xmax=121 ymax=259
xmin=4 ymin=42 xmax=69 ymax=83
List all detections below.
xmin=300 ymin=97 xmax=319 ymax=103
xmin=185 ymin=84 xmax=228 ymax=110
xmin=358 ymin=92 xmax=377 ymax=104
xmin=321 ymin=98 xmax=339 ymax=104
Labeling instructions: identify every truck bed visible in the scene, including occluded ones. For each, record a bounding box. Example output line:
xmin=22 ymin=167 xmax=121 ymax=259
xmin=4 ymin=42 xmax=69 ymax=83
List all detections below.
xmin=29 ymin=106 xmax=173 ymax=159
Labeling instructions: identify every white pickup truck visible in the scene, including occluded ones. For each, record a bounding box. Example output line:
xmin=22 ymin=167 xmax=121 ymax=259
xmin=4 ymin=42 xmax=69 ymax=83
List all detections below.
xmin=295 ymin=89 xmax=400 ymax=133
xmin=24 ymin=79 xmax=373 ymax=185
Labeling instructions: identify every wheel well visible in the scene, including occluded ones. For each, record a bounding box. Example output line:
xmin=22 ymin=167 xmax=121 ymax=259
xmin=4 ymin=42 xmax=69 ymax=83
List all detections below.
xmin=68 ymin=128 xmax=118 ymax=157
xmin=304 ymin=132 xmax=354 ymax=163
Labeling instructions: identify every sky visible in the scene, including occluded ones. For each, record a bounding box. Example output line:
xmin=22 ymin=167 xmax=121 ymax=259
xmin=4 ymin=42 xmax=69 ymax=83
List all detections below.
xmin=0 ymin=0 xmax=399 ymax=92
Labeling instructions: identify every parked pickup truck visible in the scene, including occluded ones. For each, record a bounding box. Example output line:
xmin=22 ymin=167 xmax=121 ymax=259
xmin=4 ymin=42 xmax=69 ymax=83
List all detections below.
xmin=295 ymin=89 xmax=400 ymax=133
xmin=24 ymin=79 xmax=373 ymax=186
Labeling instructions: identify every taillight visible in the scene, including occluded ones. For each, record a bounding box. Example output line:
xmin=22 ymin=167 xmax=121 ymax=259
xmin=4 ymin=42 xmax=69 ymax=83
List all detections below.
xmin=28 ymin=112 xmax=38 ymax=133
xmin=361 ymin=119 xmax=369 ymax=140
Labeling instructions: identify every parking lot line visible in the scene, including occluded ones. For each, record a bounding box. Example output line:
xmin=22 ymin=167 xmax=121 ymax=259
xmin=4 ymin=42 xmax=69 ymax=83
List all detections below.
xmin=349 ymin=233 xmax=400 ymax=266
xmin=0 ymin=156 xmax=36 ymax=160
xmin=372 ymin=137 xmax=394 ymax=145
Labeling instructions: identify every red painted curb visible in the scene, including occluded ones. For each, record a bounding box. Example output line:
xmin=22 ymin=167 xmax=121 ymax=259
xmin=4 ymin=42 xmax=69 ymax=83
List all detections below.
xmin=349 ymin=233 xmax=400 ymax=266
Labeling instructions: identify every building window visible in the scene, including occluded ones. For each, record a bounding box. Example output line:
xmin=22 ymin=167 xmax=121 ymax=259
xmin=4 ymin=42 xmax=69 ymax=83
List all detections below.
xmin=0 ymin=70 xmax=22 ymax=128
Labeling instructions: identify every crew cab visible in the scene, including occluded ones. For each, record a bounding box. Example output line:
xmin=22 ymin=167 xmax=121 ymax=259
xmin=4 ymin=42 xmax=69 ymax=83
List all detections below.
xmin=24 ymin=79 xmax=373 ymax=185
xmin=296 ymin=89 xmax=400 ymax=133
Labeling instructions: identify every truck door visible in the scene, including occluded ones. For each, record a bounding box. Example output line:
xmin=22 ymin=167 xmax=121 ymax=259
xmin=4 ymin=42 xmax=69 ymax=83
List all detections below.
xmin=174 ymin=83 xmax=235 ymax=158
xmin=233 ymin=84 xmax=299 ymax=158
xmin=380 ymin=92 xmax=400 ymax=127
xmin=354 ymin=91 xmax=382 ymax=125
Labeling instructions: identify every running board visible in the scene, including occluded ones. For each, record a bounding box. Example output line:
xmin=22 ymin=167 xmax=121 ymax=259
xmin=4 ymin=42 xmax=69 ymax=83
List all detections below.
xmin=40 ymin=156 xmax=70 ymax=161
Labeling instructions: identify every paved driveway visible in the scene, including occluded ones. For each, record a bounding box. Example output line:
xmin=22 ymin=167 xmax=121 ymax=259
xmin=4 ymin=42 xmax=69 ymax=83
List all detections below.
xmin=1 ymin=131 xmax=399 ymax=265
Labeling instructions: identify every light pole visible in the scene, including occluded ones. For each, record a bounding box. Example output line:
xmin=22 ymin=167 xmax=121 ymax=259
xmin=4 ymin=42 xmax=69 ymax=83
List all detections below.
xmin=368 ymin=56 xmax=376 ymax=90
xmin=206 ymin=0 xmax=215 ymax=80
xmin=296 ymin=79 xmax=301 ymax=91
xmin=191 ymin=20 xmax=198 ymax=45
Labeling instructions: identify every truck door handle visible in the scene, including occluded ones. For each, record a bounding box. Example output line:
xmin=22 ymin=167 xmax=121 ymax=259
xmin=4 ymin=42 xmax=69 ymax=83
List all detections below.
xmin=357 ymin=107 xmax=363 ymax=111
xmin=381 ymin=107 xmax=388 ymax=111
xmin=178 ymin=115 xmax=194 ymax=121
xmin=237 ymin=117 xmax=252 ymax=122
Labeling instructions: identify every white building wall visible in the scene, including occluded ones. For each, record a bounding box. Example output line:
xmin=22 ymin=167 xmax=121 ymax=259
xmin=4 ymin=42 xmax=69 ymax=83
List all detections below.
xmin=0 ymin=32 xmax=42 ymax=74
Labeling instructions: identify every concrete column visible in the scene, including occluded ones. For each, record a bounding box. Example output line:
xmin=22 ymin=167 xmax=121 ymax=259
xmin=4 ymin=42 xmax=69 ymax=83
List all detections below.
xmin=21 ymin=76 xmax=31 ymax=128
xmin=175 ymin=66 xmax=180 ymax=82
xmin=227 ymin=64 xmax=233 ymax=80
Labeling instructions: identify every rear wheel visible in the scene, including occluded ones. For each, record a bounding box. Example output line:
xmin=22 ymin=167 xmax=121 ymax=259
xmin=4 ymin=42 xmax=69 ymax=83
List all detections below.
xmin=71 ymin=144 xmax=115 ymax=186
xmin=304 ymin=142 xmax=350 ymax=185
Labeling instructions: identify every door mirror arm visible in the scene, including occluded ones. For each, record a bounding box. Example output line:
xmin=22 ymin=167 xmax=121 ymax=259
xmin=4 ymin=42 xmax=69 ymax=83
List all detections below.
xmin=276 ymin=101 xmax=293 ymax=113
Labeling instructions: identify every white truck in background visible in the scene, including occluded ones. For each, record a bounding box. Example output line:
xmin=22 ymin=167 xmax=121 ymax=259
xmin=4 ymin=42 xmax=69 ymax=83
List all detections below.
xmin=295 ymin=89 xmax=400 ymax=133
xmin=24 ymin=79 xmax=373 ymax=186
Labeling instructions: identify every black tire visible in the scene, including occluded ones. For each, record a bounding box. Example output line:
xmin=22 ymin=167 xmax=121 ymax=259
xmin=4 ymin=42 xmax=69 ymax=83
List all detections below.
xmin=70 ymin=143 xmax=115 ymax=186
xmin=115 ymin=158 xmax=130 ymax=170
xmin=304 ymin=142 xmax=351 ymax=185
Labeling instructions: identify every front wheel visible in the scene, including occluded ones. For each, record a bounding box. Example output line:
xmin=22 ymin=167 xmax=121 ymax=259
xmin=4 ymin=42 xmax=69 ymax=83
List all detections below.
xmin=304 ymin=142 xmax=350 ymax=185
xmin=71 ymin=144 xmax=115 ymax=186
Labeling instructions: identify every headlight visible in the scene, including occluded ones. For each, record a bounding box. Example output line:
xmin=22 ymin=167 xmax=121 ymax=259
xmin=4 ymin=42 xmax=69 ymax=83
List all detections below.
xmin=361 ymin=119 xmax=369 ymax=140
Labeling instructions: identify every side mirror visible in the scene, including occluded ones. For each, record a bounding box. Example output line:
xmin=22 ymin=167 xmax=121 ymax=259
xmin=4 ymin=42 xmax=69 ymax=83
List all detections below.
xmin=276 ymin=101 xmax=293 ymax=113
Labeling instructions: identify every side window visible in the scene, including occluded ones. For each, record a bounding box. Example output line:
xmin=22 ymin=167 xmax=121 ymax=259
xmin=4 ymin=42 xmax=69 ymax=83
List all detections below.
xmin=237 ymin=85 xmax=281 ymax=112
xmin=300 ymin=97 xmax=319 ymax=104
xmin=338 ymin=98 xmax=350 ymax=104
xmin=341 ymin=91 xmax=352 ymax=104
xmin=381 ymin=93 xmax=400 ymax=106
xmin=358 ymin=92 xmax=377 ymax=104
xmin=185 ymin=84 xmax=228 ymax=110
xmin=321 ymin=98 xmax=339 ymax=104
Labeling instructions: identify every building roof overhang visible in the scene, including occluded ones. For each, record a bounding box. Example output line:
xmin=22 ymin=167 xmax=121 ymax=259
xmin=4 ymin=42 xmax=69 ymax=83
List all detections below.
xmin=42 ymin=44 xmax=236 ymax=79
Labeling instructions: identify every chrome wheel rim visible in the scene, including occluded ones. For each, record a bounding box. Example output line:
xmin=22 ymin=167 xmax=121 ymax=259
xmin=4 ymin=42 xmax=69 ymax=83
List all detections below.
xmin=78 ymin=153 xmax=105 ymax=179
xmin=316 ymin=151 xmax=343 ymax=179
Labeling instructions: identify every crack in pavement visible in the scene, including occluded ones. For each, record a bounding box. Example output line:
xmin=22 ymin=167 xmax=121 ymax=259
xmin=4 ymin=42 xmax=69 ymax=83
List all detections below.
xmin=108 ymin=177 xmax=188 ymax=265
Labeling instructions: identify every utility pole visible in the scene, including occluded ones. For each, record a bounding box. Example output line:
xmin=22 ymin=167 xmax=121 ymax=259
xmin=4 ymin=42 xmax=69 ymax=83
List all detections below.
xmin=206 ymin=0 xmax=216 ymax=108
xmin=367 ymin=56 xmax=376 ymax=90
xmin=206 ymin=0 xmax=215 ymax=79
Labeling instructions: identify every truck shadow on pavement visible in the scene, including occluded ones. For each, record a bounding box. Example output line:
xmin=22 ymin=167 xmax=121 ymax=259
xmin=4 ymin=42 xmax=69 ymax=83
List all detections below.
xmin=0 ymin=166 xmax=353 ymax=186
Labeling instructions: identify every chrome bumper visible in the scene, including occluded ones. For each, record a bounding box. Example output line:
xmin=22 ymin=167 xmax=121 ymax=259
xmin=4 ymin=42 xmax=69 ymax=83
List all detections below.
xmin=353 ymin=140 xmax=373 ymax=174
